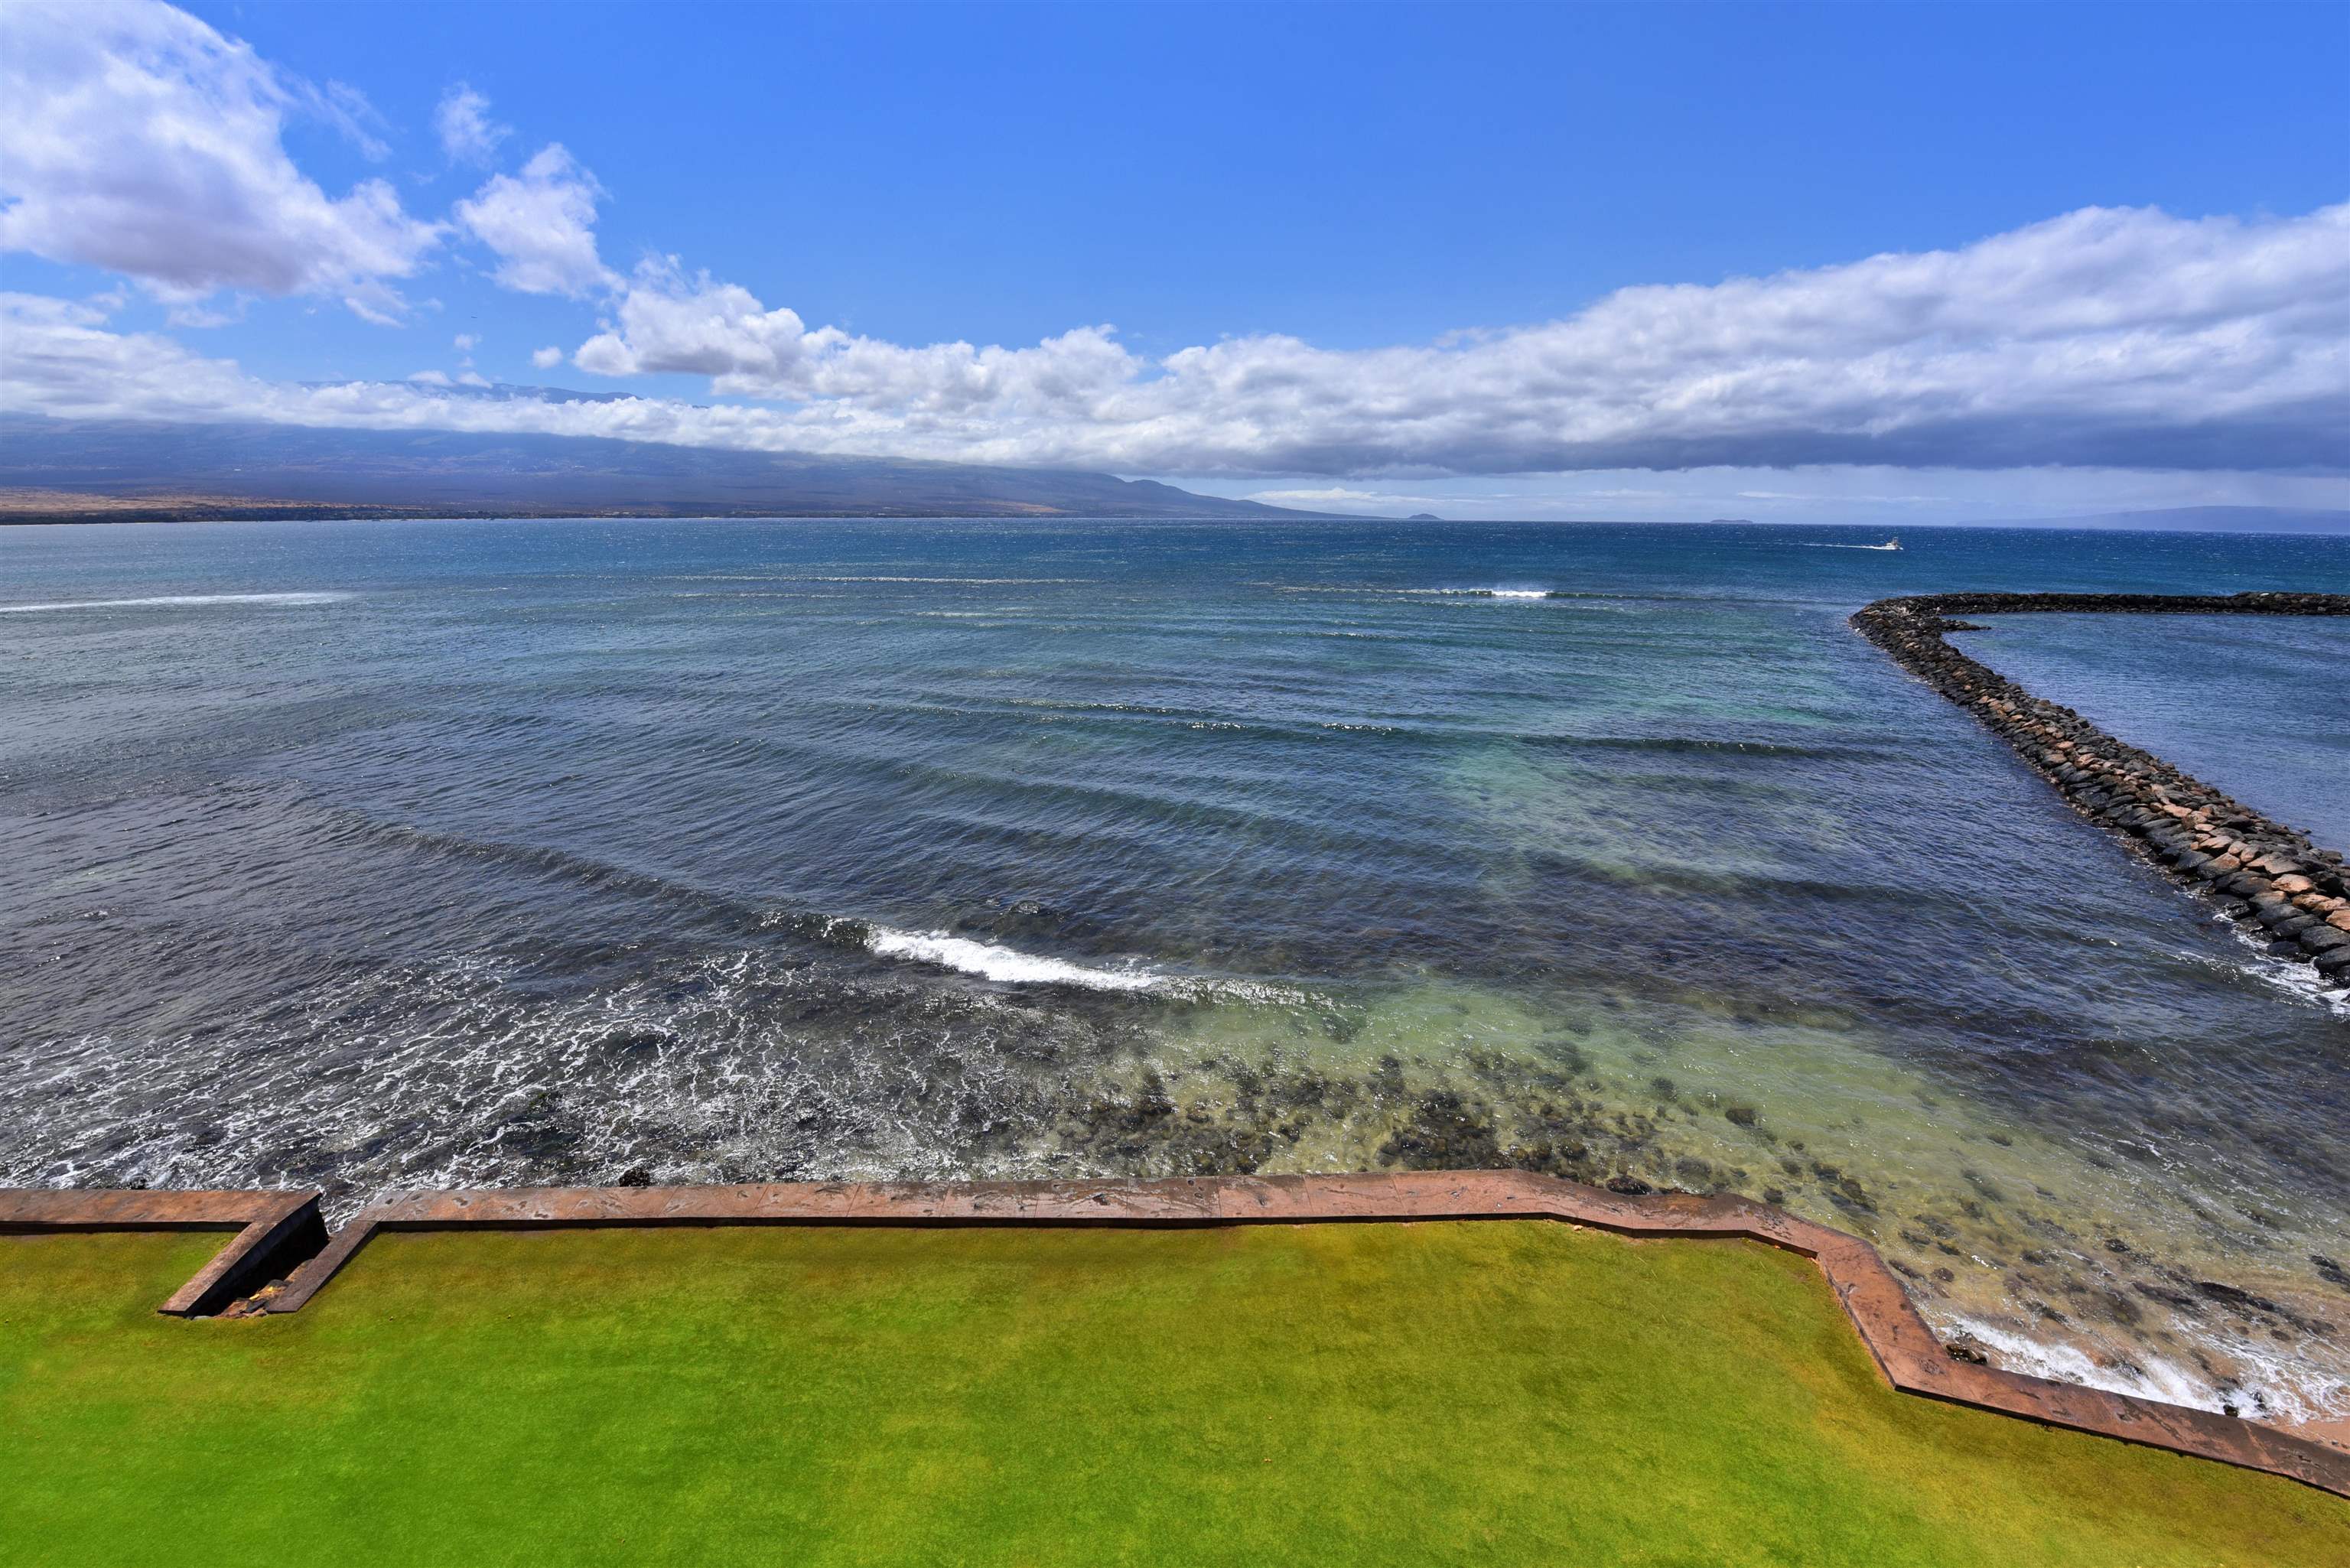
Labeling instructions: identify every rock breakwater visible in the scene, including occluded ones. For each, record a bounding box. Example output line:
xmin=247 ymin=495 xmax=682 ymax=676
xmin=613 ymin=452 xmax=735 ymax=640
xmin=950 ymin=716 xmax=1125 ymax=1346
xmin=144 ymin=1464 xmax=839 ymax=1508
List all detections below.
xmin=1851 ymin=591 xmax=2350 ymax=987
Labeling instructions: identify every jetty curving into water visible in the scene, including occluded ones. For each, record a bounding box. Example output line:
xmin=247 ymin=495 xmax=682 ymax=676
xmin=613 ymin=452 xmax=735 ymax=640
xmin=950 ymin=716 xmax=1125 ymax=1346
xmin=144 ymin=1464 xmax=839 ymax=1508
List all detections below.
xmin=1851 ymin=592 xmax=2350 ymax=985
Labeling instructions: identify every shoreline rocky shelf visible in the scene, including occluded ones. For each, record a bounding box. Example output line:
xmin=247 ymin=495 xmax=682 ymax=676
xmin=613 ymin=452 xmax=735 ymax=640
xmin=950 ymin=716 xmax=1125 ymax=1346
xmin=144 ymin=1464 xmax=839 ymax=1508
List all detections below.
xmin=1850 ymin=591 xmax=2350 ymax=986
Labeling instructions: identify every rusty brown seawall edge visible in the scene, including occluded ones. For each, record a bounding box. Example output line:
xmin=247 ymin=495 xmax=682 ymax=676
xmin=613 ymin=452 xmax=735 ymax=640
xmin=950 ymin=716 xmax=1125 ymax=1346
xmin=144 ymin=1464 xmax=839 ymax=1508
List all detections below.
xmin=11 ymin=1174 xmax=2341 ymax=1498
xmin=1850 ymin=590 xmax=2350 ymax=981
xmin=0 ymin=1189 xmax=330 ymax=1318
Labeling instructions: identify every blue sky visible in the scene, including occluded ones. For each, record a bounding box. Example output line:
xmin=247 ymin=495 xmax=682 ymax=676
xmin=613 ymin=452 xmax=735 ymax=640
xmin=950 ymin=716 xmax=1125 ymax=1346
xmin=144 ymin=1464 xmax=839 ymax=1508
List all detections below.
xmin=3 ymin=0 xmax=2346 ymax=522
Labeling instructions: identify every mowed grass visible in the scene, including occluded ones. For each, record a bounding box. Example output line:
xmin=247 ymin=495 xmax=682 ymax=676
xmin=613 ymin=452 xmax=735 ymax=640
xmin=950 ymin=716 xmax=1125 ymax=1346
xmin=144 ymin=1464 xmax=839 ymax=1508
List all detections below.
xmin=2 ymin=1222 xmax=2342 ymax=1566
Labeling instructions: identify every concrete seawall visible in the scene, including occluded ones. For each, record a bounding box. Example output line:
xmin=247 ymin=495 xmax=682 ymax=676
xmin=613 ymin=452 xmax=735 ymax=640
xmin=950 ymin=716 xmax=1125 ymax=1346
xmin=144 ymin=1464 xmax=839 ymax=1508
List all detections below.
xmin=5 ymin=1172 xmax=2346 ymax=1496
xmin=1850 ymin=591 xmax=2350 ymax=986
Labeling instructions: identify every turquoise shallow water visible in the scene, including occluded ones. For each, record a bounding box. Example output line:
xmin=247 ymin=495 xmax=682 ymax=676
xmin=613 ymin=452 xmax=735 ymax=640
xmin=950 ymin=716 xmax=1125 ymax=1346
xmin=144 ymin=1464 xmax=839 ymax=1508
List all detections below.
xmin=2 ymin=518 xmax=2345 ymax=1420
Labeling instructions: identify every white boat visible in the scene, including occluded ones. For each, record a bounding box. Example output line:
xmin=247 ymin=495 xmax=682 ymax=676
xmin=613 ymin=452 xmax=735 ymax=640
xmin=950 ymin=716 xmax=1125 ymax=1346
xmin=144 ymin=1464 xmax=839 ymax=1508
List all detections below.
xmin=1864 ymin=537 xmax=1902 ymax=551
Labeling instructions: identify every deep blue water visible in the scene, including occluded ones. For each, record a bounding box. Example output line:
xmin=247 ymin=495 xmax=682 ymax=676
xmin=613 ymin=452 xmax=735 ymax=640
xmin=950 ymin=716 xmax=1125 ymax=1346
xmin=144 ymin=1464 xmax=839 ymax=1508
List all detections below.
xmin=2 ymin=518 xmax=2345 ymax=1420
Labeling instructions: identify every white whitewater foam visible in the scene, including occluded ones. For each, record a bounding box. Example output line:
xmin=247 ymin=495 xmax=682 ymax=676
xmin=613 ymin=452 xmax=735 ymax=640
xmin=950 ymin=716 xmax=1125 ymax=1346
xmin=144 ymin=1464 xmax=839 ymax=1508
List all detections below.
xmin=858 ymin=923 xmax=1315 ymax=1005
xmin=1263 ymin=584 xmax=1560 ymax=600
xmin=1943 ymin=1312 xmax=2350 ymax=1428
xmin=863 ymin=926 xmax=1167 ymax=992
xmin=1404 ymin=586 xmax=1549 ymax=597
xmin=0 ymin=591 xmax=351 ymax=613
xmin=803 ymin=574 xmax=1086 ymax=585
xmin=2196 ymin=912 xmax=2350 ymax=1019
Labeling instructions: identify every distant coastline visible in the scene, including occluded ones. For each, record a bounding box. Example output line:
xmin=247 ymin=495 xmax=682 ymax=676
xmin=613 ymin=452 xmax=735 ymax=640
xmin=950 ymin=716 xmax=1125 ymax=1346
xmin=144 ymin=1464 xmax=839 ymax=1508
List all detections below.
xmin=5 ymin=415 xmax=2343 ymax=533
xmin=0 ymin=415 xmax=1335 ymax=524
xmin=0 ymin=491 xmax=1316 ymax=525
xmin=6 ymin=487 xmax=2345 ymax=535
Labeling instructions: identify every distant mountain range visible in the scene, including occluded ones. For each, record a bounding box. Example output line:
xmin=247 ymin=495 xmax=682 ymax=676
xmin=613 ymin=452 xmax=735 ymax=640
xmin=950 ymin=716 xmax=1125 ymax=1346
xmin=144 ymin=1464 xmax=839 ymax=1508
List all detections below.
xmin=2 ymin=415 xmax=2341 ymax=533
xmin=0 ymin=415 xmax=1326 ymax=522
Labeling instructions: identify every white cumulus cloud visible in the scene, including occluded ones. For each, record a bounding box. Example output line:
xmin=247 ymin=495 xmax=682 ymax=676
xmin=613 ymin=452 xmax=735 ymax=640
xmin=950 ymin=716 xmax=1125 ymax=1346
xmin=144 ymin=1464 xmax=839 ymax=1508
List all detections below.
xmin=570 ymin=262 xmax=814 ymax=379
xmin=454 ymin=145 xmax=617 ymax=298
xmin=551 ymin=203 xmax=2346 ymax=474
xmin=574 ymin=259 xmax=1144 ymax=412
xmin=434 ymin=83 xmax=510 ymax=165
xmin=0 ymin=0 xmax=443 ymax=320
xmin=531 ymin=346 xmax=565 ymax=369
xmin=4 ymin=203 xmax=2345 ymax=480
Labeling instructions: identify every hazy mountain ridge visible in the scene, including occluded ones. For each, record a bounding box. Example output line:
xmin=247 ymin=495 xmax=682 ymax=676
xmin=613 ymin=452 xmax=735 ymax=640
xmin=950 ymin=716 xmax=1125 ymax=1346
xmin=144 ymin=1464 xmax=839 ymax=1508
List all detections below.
xmin=2 ymin=418 xmax=2342 ymax=532
xmin=0 ymin=416 xmax=1326 ymax=521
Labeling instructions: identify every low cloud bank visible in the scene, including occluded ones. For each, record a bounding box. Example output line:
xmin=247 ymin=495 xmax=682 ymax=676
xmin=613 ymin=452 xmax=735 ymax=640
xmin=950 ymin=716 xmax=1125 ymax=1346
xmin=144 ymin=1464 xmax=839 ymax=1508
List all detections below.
xmin=8 ymin=200 xmax=2342 ymax=478
xmin=548 ymin=203 xmax=2346 ymax=476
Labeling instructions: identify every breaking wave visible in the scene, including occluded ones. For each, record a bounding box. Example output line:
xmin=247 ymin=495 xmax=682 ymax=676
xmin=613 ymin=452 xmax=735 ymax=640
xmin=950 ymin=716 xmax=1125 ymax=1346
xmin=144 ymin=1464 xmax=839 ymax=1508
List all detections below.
xmin=0 ymin=592 xmax=353 ymax=613
xmin=863 ymin=926 xmax=1167 ymax=991
xmin=1942 ymin=1312 xmax=2350 ymax=1431
xmin=1258 ymin=584 xmax=1557 ymax=600
xmin=789 ymin=918 xmax=1316 ymax=1005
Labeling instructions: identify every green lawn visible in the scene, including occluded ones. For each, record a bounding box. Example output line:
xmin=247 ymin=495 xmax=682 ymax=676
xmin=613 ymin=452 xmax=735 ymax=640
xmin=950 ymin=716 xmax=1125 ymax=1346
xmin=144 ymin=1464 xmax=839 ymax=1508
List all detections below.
xmin=2 ymin=1222 xmax=2341 ymax=1566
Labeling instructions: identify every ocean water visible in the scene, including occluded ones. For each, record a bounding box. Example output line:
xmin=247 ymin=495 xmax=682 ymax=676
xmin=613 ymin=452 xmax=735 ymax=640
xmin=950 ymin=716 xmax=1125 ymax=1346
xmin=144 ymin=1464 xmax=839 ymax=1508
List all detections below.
xmin=1965 ymin=612 xmax=2350 ymax=848
xmin=3 ymin=518 xmax=2346 ymax=1425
